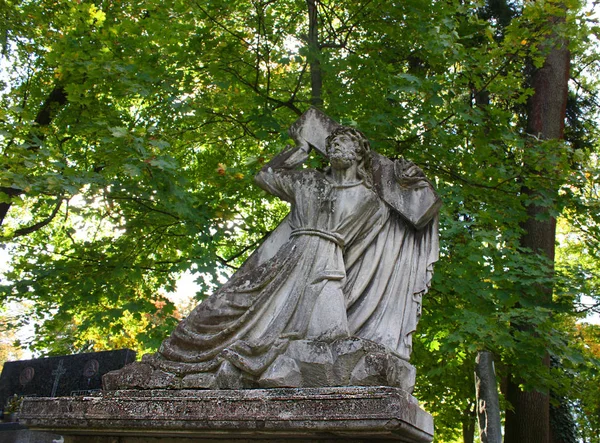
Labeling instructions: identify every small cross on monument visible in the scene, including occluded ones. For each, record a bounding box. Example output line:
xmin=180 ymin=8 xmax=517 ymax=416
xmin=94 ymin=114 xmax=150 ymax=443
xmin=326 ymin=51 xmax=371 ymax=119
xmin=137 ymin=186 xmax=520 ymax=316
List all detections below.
xmin=50 ymin=360 xmax=66 ymax=397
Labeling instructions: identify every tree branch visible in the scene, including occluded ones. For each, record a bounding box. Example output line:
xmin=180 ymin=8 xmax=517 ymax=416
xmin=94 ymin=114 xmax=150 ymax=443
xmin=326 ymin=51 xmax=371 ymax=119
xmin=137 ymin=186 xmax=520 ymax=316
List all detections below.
xmin=221 ymin=66 xmax=302 ymax=115
xmin=34 ymin=85 xmax=67 ymax=127
xmin=10 ymin=197 xmax=64 ymax=238
xmin=192 ymin=1 xmax=252 ymax=48
xmin=107 ymin=195 xmax=182 ymax=221
xmin=1 ymin=84 xmax=68 ymax=228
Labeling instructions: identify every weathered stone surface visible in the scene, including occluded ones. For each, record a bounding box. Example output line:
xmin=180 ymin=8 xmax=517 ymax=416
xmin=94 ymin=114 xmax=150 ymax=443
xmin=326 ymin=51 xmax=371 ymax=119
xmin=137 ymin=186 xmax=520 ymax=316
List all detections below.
xmin=180 ymin=372 xmax=214 ymax=389
xmin=387 ymin=354 xmax=417 ymax=393
xmin=288 ymin=106 xmax=340 ymax=155
xmin=102 ymin=361 xmax=152 ymax=391
xmin=91 ymin=110 xmax=438 ymax=441
xmin=284 ymin=340 xmax=334 ymax=387
xmin=331 ymin=337 xmax=386 ymax=385
xmin=102 ymin=362 xmax=179 ymax=391
xmin=254 ymin=338 xmax=417 ymax=391
xmin=103 ymin=337 xmax=417 ymax=393
xmin=372 ymin=154 xmax=442 ymax=230
xmin=348 ymin=352 xmax=416 ymax=394
xmin=350 ymin=353 xmax=388 ymax=387
xmin=213 ymin=360 xmax=256 ymax=390
xmin=258 ymin=355 xmax=302 ymax=388
xmin=20 ymin=387 xmax=434 ymax=442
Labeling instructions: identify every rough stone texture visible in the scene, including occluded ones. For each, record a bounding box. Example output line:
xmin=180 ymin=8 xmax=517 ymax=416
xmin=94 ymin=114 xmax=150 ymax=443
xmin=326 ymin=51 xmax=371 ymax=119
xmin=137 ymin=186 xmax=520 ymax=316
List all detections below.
xmin=103 ymin=362 xmax=179 ymax=391
xmin=181 ymin=372 xmax=214 ymax=389
xmin=286 ymin=108 xmax=440 ymax=227
xmin=87 ymin=110 xmax=438 ymax=442
xmin=371 ymin=155 xmax=442 ymax=230
xmin=20 ymin=387 xmax=433 ymax=442
xmin=386 ymin=355 xmax=417 ymax=392
xmin=288 ymin=106 xmax=340 ymax=156
xmin=285 ymin=340 xmax=335 ymax=387
xmin=213 ymin=361 xmax=256 ymax=390
xmin=331 ymin=337 xmax=386 ymax=386
xmin=258 ymin=355 xmax=302 ymax=388
xmin=103 ymin=338 xmax=417 ymax=393
xmin=350 ymin=353 xmax=388 ymax=387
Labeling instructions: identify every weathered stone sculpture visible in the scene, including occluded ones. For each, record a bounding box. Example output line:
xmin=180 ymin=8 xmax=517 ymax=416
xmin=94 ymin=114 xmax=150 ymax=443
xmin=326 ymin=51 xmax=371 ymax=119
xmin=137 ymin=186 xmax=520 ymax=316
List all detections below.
xmin=104 ymin=108 xmax=440 ymax=393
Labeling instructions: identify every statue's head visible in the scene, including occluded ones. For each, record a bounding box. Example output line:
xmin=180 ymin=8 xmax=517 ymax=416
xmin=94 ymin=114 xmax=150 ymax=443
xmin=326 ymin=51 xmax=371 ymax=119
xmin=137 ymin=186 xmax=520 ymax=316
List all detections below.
xmin=326 ymin=126 xmax=373 ymax=187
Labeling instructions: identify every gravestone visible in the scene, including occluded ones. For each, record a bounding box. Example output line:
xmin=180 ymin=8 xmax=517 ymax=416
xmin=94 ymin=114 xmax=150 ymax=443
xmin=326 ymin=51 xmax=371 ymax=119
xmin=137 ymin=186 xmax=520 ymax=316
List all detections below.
xmin=0 ymin=349 xmax=136 ymax=414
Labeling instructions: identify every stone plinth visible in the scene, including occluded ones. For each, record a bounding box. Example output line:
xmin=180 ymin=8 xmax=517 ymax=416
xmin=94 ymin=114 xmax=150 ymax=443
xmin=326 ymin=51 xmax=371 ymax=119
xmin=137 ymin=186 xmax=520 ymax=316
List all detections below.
xmin=19 ymin=387 xmax=433 ymax=442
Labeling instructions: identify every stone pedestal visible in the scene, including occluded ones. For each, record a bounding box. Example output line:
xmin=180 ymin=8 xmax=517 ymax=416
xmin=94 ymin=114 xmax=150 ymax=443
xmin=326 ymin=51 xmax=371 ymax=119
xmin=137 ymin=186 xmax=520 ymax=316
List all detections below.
xmin=19 ymin=387 xmax=433 ymax=442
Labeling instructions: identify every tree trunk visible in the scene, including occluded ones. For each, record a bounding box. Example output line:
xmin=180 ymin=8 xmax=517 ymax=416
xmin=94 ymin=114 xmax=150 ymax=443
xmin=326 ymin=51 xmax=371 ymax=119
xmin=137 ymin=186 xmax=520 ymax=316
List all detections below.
xmin=505 ymin=360 xmax=552 ymax=443
xmin=306 ymin=0 xmax=323 ymax=108
xmin=504 ymin=12 xmax=570 ymax=443
xmin=475 ymin=351 xmax=502 ymax=443
xmin=463 ymin=405 xmax=476 ymax=443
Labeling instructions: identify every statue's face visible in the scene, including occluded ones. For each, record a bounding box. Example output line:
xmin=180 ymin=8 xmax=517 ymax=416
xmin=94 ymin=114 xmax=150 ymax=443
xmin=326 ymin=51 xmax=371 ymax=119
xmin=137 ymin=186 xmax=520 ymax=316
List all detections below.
xmin=328 ymin=134 xmax=361 ymax=170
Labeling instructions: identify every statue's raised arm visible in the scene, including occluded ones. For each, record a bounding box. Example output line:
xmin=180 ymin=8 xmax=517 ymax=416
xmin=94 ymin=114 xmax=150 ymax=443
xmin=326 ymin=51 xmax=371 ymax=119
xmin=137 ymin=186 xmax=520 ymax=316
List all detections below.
xmin=253 ymin=145 xmax=310 ymax=203
xmin=104 ymin=108 xmax=440 ymax=394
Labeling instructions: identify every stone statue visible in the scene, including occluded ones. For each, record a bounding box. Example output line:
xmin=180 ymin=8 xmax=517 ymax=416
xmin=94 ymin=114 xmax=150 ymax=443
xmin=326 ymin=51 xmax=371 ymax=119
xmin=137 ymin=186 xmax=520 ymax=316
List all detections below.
xmin=104 ymin=108 xmax=440 ymax=393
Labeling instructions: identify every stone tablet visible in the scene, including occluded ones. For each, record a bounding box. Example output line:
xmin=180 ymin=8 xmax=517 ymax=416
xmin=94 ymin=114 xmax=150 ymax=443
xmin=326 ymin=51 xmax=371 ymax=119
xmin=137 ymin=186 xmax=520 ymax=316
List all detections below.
xmin=0 ymin=349 xmax=135 ymax=413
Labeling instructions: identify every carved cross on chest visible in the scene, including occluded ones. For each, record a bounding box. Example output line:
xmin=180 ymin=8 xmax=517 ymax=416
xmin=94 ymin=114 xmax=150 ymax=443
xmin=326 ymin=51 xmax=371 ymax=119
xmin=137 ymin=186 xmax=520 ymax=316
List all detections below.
xmin=51 ymin=360 xmax=66 ymax=397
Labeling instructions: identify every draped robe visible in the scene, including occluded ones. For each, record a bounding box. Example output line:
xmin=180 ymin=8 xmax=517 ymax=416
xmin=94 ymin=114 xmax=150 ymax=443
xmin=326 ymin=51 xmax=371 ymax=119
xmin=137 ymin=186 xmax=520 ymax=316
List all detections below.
xmin=154 ymin=149 xmax=439 ymax=378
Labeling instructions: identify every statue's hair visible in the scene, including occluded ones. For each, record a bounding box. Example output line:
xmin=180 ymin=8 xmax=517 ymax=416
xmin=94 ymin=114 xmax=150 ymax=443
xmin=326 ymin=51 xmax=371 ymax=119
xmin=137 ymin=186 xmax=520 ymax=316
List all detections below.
xmin=326 ymin=126 xmax=373 ymax=188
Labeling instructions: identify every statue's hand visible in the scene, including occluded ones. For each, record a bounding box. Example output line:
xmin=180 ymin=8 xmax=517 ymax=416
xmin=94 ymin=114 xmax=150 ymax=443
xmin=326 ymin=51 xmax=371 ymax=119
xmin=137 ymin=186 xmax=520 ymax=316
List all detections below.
xmin=289 ymin=122 xmax=312 ymax=154
xmin=297 ymin=138 xmax=312 ymax=154
xmin=262 ymin=144 xmax=309 ymax=171
xmin=394 ymin=159 xmax=426 ymax=187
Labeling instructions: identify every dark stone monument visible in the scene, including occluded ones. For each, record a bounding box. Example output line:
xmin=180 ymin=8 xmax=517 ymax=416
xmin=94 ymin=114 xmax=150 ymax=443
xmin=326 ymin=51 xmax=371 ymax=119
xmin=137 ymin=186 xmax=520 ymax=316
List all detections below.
xmin=0 ymin=349 xmax=136 ymax=414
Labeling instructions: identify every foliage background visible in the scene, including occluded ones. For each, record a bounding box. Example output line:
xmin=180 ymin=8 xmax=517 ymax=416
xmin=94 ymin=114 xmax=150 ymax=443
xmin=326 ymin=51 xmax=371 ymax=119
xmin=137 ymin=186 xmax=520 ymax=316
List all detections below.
xmin=1 ymin=0 xmax=600 ymax=440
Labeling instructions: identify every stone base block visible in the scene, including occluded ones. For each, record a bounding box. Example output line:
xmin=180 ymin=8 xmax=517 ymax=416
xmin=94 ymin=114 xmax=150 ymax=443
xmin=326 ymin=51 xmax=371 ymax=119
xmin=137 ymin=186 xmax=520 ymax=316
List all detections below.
xmin=19 ymin=387 xmax=433 ymax=442
xmin=103 ymin=338 xmax=417 ymax=393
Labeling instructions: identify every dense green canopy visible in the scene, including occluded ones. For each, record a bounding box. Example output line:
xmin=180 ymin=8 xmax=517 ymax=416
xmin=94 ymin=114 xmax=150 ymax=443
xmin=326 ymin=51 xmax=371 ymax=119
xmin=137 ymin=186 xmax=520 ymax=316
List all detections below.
xmin=1 ymin=0 xmax=600 ymax=440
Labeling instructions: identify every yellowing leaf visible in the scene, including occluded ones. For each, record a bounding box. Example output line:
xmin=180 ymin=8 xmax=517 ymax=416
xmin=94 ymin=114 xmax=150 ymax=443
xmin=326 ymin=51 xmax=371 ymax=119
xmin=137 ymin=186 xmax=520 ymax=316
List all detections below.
xmin=88 ymin=5 xmax=106 ymax=26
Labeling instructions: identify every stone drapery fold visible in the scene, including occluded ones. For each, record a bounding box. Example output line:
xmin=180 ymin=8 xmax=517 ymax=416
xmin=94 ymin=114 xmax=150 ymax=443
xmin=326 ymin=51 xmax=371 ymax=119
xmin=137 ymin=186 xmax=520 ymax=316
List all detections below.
xmin=154 ymin=158 xmax=438 ymax=378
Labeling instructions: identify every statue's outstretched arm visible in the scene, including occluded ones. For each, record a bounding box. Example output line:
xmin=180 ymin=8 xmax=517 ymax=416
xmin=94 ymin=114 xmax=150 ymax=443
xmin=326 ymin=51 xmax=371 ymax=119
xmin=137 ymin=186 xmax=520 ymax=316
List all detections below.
xmin=262 ymin=145 xmax=310 ymax=171
xmin=254 ymin=145 xmax=310 ymax=201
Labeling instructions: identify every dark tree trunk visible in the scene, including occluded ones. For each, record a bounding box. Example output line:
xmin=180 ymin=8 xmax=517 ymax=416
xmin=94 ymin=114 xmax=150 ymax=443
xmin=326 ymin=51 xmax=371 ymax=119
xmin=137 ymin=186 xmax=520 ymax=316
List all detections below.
xmin=306 ymin=0 xmax=323 ymax=108
xmin=505 ymin=359 xmax=552 ymax=443
xmin=34 ymin=85 xmax=68 ymax=127
xmin=504 ymin=13 xmax=570 ymax=443
xmin=475 ymin=351 xmax=502 ymax=443
xmin=0 ymin=85 xmax=67 ymax=227
xmin=505 ymin=354 xmax=552 ymax=443
xmin=463 ymin=405 xmax=476 ymax=443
